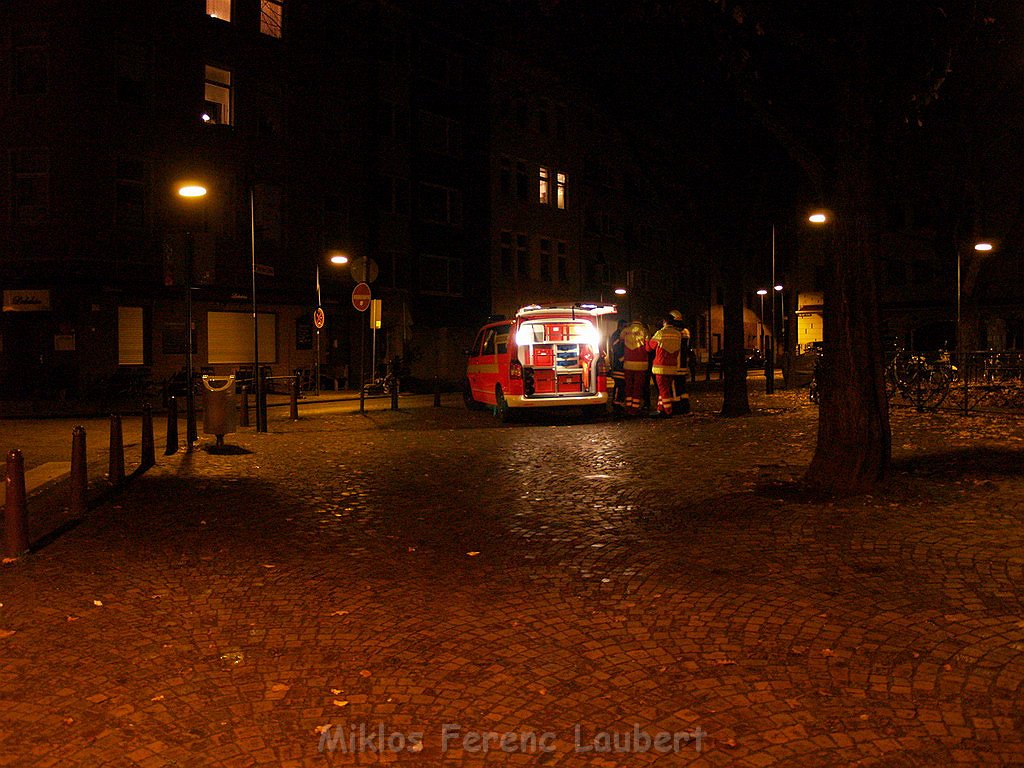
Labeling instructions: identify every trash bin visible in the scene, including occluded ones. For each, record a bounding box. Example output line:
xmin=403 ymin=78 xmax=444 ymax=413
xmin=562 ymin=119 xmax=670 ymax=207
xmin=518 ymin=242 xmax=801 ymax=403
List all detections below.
xmin=201 ymin=374 xmax=237 ymax=447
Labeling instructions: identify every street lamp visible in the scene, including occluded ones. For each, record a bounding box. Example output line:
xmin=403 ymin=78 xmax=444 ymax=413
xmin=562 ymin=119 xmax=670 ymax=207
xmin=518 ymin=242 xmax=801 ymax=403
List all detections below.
xmin=774 ymin=284 xmax=785 ymax=353
xmin=176 ymin=182 xmax=207 ymax=450
xmin=808 ymin=211 xmax=828 ymax=224
xmin=957 ymin=241 xmax=995 ymax=356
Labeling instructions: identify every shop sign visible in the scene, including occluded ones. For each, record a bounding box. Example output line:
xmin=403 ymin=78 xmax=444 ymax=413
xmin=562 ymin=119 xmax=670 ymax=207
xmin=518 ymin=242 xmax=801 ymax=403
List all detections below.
xmin=3 ymin=289 xmax=52 ymax=312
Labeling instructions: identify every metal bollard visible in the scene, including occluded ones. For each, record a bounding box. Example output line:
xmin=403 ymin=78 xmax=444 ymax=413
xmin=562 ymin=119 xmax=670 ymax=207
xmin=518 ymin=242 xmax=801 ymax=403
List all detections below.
xmin=391 ymin=379 xmax=399 ymax=411
xmin=165 ymin=396 xmax=179 ymax=455
xmin=4 ymin=449 xmax=29 ymax=558
xmin=240 ymin=385 xmax=250 ymax=427
xmin=257 ymin=372 xmax=269 ymax=433
xmin=141 ymin=404 xmax=155 ymax=469
xmin=70 ymin=426 xmax=87 ymax=516
xmin=290 ymin=376 xmax=299 ymax=420
xmin=433 ymin=377 xmax=441 ymax=407
xmin=108 ymin=414 xmax=125 ymax=486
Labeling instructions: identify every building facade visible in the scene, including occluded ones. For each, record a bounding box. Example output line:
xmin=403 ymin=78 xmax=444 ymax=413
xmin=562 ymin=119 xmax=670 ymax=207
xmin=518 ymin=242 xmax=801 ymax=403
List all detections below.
xmin=0 ymin=0 xmax=700 ymax=402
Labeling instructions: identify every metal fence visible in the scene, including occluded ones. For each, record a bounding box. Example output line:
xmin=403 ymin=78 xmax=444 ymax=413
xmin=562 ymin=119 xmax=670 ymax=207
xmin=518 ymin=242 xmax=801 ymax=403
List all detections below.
xmin=887 ymin=350 xmax=1024 ymax=414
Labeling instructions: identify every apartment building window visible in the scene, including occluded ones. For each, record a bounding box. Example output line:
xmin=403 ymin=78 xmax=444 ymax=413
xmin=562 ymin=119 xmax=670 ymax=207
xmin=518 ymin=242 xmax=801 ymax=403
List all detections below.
xmin=116 ymin=42 xmax=152 ymax=104
xmin=378 ymin=175 xmax=410 ymax=215
xmin=418 ymin=42 xmax=463 ymax=90
xmin=418 ymin=183 xmax=462 ymax=225
xmin=419 ymin=254 xmax=463 ymax=296
xmin=556 ymin=172 xmax=567 ymax=209
xmin=376 ymin=100 xmax=409 ymax=142
xmin=203 ymin=65 xmax=232 ymax=125
xmin=206 ymin=0 xmax=231 ymax=21
xmin=12 ymin=149 xmax=49 ymax=224
xmin=115 ymin=160 xmax=146 ymax=228
xmin=118 ymin=307 xmax=146 ymax=366
xmin=516 ymin=162 xmax=528 ymax=201
xmin=500 ymin=232 xmax=513 ymax=276
xmin=539 ymin=238 xmax=552 ymax=282
xmin=377 ymin=251 xmax=404 ymax=289
xmin=375 ymin=28 xmax=410 ymax=70
xmin=538 ymin=166 xmax=550 ymax=205
xmin=557 ymin=241 xmax=568 ymax=284
xmin=499 ymin=158 xmax=512 ymax=197
xmin=418 ymin=111 xmax=461 ymax=156
xmin=261 ymin=0 xmax=283 ymax=37
xmin=14 ymin=46 xmax=47 ymax=95
xmin=516 ymin=234 xmax=529 ymax=279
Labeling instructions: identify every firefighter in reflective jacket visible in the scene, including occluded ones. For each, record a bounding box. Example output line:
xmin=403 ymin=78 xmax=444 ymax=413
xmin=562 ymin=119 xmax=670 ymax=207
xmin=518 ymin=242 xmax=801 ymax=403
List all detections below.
xmin=669 ymin=309 xmax=692 ymax=414
xmin=621 ymin=320 xmax=650 ymax=415
xmin=646 ymin=315 xmax=683 ymax=416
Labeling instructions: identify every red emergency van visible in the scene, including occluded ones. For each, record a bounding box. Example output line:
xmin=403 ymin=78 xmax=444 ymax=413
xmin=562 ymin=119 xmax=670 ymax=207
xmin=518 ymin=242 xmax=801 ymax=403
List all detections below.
xmin=463 ymin=303 xmax=617 ymax=420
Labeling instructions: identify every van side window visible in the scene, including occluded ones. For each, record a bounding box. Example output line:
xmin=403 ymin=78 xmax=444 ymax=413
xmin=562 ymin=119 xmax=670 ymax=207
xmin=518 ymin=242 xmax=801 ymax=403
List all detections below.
xmin=471 ymin=330 xmax=485 ymax=356
xmin=495 ymin=323 xmax=511 ymax=353
xmin=482 ymin=329 xmax=497 ymax=355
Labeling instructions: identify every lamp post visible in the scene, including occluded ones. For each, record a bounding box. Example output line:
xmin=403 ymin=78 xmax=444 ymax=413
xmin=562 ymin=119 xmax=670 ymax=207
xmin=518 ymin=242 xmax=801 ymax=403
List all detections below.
xmin=177 ymin=183 xmax=207 ymax=450
xmin=774 ymin=284 xmax=785 ymax=354
xmin=756 ymin=288 xmax=768 ymax=357
xmin=959 ymin=241 xmax=994 ymax=358
xmin=328 ymin=252 xmax=351 ymax=395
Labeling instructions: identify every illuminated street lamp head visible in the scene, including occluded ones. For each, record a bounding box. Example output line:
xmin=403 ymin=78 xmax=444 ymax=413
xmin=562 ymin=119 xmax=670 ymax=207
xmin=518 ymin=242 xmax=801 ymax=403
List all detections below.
xmin=808 ymin=212 xmax=828 ymax=224
xmin=756 ymin=289 xmax=768 ymax=296
xmin=613 ymin=287 xmax=627 ymax=296
xmin=774 ymin=284 xmax=783 ymax=291
xmin=177 ymin=183 xmax=207 ymax=198
xmin=974 ymin=242 xmax=993 ymax=252
xmin=329 ymin=253 xmax=349 ymax=265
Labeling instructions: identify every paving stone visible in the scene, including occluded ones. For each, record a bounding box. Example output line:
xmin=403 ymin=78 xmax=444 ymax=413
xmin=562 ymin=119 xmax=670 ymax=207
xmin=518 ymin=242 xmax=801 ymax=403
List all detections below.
xmin=1 ymin=391 xmax=1023 ymax=765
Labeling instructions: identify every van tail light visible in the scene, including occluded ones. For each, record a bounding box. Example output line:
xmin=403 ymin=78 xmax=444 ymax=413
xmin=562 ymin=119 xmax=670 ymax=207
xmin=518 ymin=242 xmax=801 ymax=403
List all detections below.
xmin=510 ymin=359 xmax=523 ymax=380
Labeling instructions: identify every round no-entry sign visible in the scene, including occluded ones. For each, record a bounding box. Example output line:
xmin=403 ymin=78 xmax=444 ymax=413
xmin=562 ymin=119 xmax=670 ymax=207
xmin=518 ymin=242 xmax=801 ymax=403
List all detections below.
xmin=352 ymin=282 xmax=371 ymax=312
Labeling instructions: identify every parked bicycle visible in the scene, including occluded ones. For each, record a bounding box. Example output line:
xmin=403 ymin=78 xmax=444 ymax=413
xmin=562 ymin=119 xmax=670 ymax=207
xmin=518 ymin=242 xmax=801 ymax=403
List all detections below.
xmin=886 ymin=348 xmax=955 ymax=411
xmin=808 ymin=344 xmax=956 ymax=412
xmin=361 ymin=357 xmax=401 ymax=396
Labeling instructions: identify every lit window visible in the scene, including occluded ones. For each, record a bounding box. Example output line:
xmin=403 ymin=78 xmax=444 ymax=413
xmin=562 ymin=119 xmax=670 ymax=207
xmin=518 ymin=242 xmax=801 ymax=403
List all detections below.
xmin=203 ymin=65 xmax=232 ymax=125
xmin=538 ymin=166 xmax=549 ymax=205
xmin=261 ymin=0 xmax=283 ymax=37
xmin=556 ymin=172 xmax=567 ymax=209
xmin=206 ymin=0 xmax=231 ymax=21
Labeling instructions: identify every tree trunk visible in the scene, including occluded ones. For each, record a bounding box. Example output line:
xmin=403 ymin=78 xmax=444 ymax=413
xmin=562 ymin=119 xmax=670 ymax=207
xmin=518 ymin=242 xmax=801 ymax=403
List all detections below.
xmin=720 ymin=266 xmax=751 ymax=417
xmin=804 ymin=93 xmax=891 ymax=495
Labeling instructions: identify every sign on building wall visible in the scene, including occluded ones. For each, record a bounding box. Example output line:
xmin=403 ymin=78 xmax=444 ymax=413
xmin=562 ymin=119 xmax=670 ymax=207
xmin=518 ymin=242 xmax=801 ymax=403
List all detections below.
xmin=3 ymin=289 xmax=51 ymax=312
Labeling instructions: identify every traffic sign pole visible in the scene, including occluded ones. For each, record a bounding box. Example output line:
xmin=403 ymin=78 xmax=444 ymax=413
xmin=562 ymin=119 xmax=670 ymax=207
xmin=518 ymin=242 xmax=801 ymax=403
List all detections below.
xmin=352 ymin=283 xmax=371 ymax=413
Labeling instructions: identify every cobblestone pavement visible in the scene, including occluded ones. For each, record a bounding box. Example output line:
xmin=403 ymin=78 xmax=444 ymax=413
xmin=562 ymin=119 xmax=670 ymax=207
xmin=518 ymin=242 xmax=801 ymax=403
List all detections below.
xmin=2 ymin=390 xmax=1024 ymax=767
